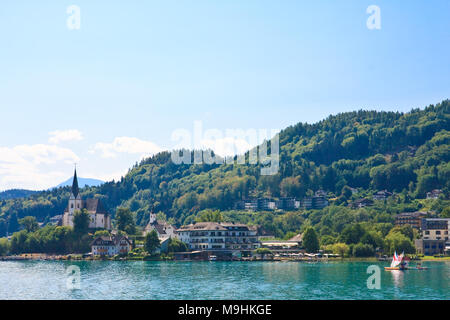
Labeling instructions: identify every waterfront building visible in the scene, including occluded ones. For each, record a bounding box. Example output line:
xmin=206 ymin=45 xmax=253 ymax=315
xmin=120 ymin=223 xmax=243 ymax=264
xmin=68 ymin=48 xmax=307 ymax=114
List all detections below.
xmin=421 ymin=218 xmax=450 ymax=241
xmin=414 ymin=239 xmax=446 ymax=256
xmin=61 ymin=169 xmax=112 ymax=230
xmin=395 ymin=211 xmax=429 ymax=229
xmin=177 ymin=222 xmax=260 ymax=255
xmin=261 ymin=233 xmax=303 ymax=255
xmin=91 ymin=235 xmax=132 ymax=256
xmin=260 ymin=240 xmax=303 ymax=255
xmin=144 ymin=212 xmax=177 ymax=238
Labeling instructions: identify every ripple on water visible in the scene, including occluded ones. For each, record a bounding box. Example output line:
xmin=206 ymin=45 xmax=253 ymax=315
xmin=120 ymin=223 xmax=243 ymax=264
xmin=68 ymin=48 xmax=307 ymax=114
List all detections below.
xmin=0 ymin=260 xmax=449 ymax=300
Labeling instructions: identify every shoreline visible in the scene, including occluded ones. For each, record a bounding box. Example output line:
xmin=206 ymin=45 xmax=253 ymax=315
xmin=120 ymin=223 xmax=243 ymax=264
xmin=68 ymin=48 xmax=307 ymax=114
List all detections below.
xmin=1 ymin=254 xmax=449 ymax=263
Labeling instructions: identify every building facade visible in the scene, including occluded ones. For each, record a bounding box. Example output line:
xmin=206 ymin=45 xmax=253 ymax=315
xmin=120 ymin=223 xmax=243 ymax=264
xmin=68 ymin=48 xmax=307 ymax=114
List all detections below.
xmin=91 ymin=235 xmax=132 ymax=256
xmin=373 ymin=190 xmax=393 ymax=201
xmin=395 ymin=212 xmax=429 ymax=229
xmin=415 ymin=239 xmax=446 ymax=256
xmin=421 ymin=218 xmax=450 ymax=241
xmin=177 ymin=222 xmax=260 ymax=254
xmin=144 ymin=212 xmax=177 ymax=238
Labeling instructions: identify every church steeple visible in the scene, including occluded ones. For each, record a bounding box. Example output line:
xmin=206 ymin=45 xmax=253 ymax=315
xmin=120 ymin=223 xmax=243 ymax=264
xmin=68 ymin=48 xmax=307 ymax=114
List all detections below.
xmin=72 ymin=168 xmax=79 ymax=198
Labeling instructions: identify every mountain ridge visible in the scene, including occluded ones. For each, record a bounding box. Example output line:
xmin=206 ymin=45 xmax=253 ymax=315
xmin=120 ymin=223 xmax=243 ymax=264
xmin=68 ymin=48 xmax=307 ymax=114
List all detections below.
xmin=0 ymin=99 xmax=448 ymax=237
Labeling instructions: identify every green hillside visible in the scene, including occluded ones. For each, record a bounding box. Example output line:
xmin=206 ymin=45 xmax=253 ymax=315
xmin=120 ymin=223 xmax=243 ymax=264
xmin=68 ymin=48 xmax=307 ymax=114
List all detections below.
xmin=1 ymin=100 xmax=449 ymax=239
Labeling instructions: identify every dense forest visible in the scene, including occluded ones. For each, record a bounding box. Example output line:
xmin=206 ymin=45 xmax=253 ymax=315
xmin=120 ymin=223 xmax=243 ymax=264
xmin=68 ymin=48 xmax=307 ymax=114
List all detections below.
xmin=1 ymin=100 xmax=449 ymax=246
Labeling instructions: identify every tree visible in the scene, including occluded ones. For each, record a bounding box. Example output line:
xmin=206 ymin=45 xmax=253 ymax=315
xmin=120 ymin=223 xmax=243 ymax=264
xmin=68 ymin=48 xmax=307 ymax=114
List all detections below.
xmin=195 ymin=209 xmax=223 ymax=223
xmin=341 ymin=185 xmax=353 ymax=200
xmin=94 ymin=230 xmax=110 ymax=238
xmin=360 ymin=231 xmax=384 ymax=249
xmin=168 ymin=238 xmax=188 ymax=253
xmin=340 ymin=224 xmax=365 ymax=244
xmin=0 ymin=218 xmax=7 ymax=237
xmin=441 ymin=206 xmax=450 ymax=218
xmin=352 ymin=243 xmax=375 ymax=257
xmin=116 ymin=207 xmax=136 ymax=235
xmin=385 ymin=231 xmax=416 ymax=255
xmin=19 ymin=216 xmax=39 ymax=233
xmin=73 ymin=209 xmax=90 ymax=236
xmin=8 ymin=213 xmax=19 ymax=234
xmin=329 ymin=243 xmax=350 ymax=258
xmin=303 ymin=227 xmax=320 ymax=253
xmin=0 ymin=238 xmax=10 ymax=256
xmin=145 ymin=230 xmax=160 ymax=254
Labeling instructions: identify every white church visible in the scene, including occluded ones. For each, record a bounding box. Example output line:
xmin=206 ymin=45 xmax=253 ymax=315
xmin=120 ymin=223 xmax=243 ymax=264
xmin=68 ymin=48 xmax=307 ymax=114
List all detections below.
xmin=62 ymin=169 xmax=112 ymax=230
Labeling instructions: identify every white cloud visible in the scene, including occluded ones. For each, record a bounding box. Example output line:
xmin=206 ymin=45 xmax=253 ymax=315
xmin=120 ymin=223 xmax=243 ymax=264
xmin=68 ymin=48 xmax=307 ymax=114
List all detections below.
xmin=48 ymin=129 xmax=83 ymax=144
xmin=90 ymin=137 xmax=163 ymax=159
xmin=0 ymin=144 xmax=80 ymax=190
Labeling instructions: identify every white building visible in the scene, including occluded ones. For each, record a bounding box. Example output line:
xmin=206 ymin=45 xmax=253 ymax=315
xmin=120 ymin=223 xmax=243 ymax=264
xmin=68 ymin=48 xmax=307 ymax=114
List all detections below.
xmin=144 ymin=212 xmax=177 ymax=239
xmin=91 ymin=235 xmax=132 ymax=256
xmin=62 ymin=169 xmax=112 ymax=230
xmin=177 ymin=222 xmax=260 ymax=253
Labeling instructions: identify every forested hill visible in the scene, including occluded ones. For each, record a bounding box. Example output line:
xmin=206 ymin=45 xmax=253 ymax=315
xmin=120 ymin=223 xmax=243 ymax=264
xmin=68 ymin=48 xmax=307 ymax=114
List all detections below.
xmin=1 ymin=100 xmax=449 ymax=236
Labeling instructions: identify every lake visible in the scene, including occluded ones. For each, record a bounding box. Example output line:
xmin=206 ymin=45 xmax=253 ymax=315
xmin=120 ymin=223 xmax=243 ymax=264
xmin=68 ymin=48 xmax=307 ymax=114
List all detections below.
xmin=0 ymin=260 xmax=448 ymax=300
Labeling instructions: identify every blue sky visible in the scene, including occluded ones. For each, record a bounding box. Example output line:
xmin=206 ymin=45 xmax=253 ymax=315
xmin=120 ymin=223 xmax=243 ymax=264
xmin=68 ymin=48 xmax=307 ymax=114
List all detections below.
xmin=0 ymin=0 xmax=449 ymax=190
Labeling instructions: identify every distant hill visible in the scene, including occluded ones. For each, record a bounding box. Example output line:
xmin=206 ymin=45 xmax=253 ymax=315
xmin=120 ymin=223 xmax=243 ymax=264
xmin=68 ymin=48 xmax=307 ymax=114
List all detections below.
xmin=55 ymin=177 xmax=104 ymax=189
xmin=0 ymin=189 xmax=39 ymax=200
xmin=0 ymin=99 xmax=448 ymax=238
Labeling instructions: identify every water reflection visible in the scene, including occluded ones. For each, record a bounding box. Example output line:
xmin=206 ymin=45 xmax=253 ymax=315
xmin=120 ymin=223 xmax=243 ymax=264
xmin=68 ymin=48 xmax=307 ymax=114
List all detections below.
xmin=390 ymin=270 xmax=404 ymax=288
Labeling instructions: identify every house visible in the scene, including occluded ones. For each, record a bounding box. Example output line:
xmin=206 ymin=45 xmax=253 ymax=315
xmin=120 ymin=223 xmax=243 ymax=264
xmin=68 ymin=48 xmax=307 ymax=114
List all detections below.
xmin=91 ymin=235 xmax=132 ymax=256
xmin=395 ymin=212 xmax=429 ymax=229
xmin=373 ymin=190 xmax=393 ymax=201
xmin=49 ymin=215 xmax=63 ymax=226
xmin=177 ymin=222 xmax=260 ymax=255
xmin=62 ymin=169 xmax=111 ymax=230
xmin=144 ymin=212 xmax=177 ymax=238
xmin=426 ymin=189 xmax=443 ymax=199
xmin=350 ymin=198 xmax=374 ymax=208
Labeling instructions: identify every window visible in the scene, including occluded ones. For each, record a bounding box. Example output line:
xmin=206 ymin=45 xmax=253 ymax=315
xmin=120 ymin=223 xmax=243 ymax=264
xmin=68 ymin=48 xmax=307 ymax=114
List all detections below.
xmin=71 ymin=204 xmax=74 ymax=209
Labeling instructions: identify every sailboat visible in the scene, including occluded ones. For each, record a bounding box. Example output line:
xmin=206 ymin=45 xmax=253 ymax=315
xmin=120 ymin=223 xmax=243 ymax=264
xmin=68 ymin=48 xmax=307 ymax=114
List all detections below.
xmin=384 ymin=251 xmax=408 ymax=271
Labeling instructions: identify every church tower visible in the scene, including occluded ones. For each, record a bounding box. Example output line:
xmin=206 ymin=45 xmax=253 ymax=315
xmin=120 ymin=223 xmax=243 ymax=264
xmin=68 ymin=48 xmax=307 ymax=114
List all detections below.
xmin=66 ymin=168 xmax=83 ymax=227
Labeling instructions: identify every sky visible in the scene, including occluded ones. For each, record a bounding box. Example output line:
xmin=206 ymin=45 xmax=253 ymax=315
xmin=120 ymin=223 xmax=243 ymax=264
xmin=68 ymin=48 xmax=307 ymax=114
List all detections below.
xmin=0 ymin=0 xmax=449 ymax=191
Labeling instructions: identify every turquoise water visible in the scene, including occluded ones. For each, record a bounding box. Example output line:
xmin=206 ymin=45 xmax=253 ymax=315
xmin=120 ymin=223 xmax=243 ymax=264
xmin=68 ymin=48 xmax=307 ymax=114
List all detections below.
xmin=0 ymin=260 xmax=448 ymax=299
